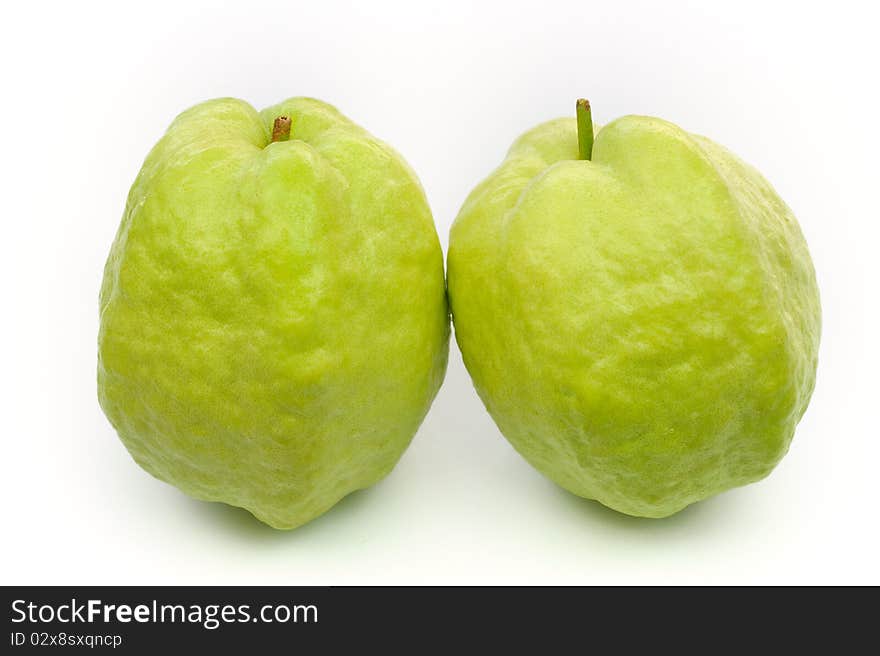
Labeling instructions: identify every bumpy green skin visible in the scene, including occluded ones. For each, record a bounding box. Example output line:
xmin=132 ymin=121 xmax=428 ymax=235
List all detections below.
xmin=99 ymin=97 xmax=449 ymax=529
xmin=448 ymin=115 xmax=820 ymax=518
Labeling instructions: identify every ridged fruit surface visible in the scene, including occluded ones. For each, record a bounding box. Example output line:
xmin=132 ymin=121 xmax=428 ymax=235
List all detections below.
xmin=448 ymin=114 xmax=820 ymax=517
xmin=99 ymin=97 xmax=449 ymax=529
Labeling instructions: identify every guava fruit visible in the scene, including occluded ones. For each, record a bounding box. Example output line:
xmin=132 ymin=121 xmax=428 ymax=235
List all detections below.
xmin=447 ymin=99 xmax=820 ymax=518
xmin=98 ymin=97 xmax=449 ymax=529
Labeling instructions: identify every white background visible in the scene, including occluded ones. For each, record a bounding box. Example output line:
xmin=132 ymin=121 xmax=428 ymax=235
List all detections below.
xmin=2 ymin=0 xmax=877 ymax=585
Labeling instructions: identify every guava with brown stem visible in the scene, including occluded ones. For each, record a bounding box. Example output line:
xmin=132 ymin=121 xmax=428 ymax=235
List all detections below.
xmin=99 ymin=97 xmax=449 ymax=529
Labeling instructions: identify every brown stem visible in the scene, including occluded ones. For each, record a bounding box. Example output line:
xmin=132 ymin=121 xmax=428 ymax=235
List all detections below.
xmin=271 ymin=116 xmax=292 ymax=142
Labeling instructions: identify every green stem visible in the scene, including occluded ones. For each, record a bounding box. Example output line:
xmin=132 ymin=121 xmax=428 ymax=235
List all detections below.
xmin=576 ymin=99 xmax=593 ymax=160
xmin=271 ymin=116 xmax=292 ymax=142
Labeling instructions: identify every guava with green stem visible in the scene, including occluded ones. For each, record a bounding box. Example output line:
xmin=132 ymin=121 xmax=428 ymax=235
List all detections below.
xmin=448 ymin=99 xmax=820 ymax=518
